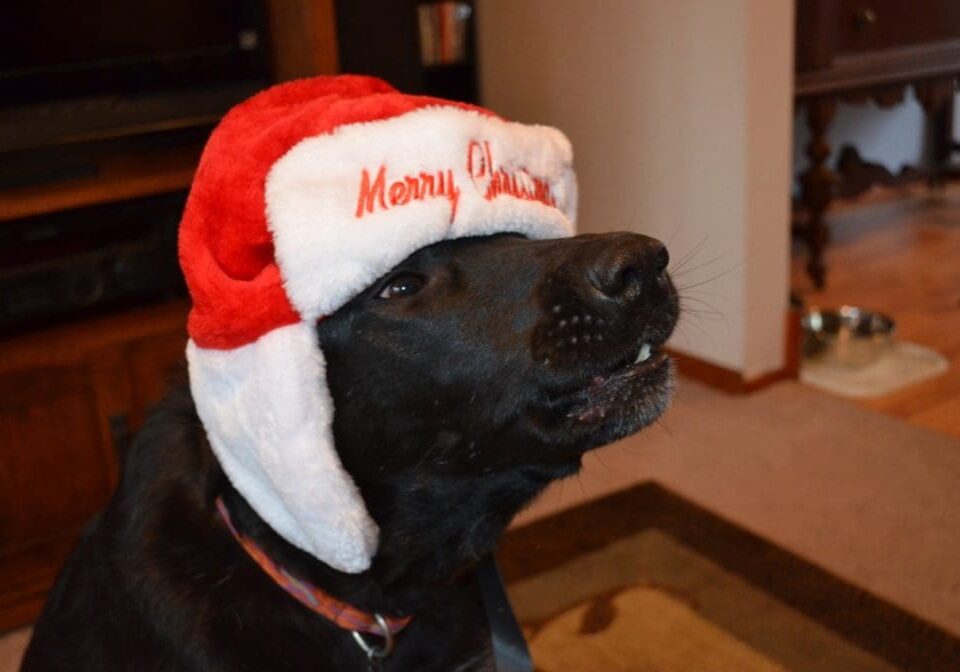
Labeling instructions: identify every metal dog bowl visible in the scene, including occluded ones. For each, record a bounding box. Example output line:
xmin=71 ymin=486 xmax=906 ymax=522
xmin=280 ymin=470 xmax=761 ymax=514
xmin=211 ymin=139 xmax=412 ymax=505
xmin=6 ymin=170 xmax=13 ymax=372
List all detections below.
xmin=802 ymin=306 xmax=895 ymax=368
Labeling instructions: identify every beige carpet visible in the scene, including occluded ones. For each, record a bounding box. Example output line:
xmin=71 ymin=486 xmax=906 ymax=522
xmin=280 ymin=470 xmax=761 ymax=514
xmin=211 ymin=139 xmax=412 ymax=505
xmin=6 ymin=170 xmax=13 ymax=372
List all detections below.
xmin=0 ymin=629 xmax=27 ymax=672
xmin=515 ymin=378 xmax=960 ymax=638
xmin=3 ymin=376 xmax=959 ymax=669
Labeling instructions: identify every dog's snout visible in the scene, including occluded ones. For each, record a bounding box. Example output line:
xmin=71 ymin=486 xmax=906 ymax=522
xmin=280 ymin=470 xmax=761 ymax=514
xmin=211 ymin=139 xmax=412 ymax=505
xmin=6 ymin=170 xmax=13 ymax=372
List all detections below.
xmin=587 ymin=235 xmax=669 ymax=304
xmin=533 ymin=232 xmax=678 ymax=373
xmin=653 ymin=244 xmax=670 ymax=274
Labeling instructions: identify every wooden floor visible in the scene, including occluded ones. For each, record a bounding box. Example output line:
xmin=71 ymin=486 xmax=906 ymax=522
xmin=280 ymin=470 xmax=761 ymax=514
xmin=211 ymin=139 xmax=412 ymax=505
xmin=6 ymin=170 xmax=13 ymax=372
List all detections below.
xmin=791 ymin=183 xmax=960 ymax=440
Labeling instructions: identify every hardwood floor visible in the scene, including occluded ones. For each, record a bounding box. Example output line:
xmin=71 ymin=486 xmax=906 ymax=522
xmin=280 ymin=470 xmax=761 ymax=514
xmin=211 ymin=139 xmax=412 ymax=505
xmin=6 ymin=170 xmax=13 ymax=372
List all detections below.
xmin=791 ymin=182 xmax=960 ymax=440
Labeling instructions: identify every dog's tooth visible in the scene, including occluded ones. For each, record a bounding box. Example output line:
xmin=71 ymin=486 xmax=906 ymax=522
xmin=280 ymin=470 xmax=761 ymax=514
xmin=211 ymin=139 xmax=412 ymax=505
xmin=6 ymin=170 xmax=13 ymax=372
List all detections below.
xmin=635 ymin=343 xmax=652 ymax=364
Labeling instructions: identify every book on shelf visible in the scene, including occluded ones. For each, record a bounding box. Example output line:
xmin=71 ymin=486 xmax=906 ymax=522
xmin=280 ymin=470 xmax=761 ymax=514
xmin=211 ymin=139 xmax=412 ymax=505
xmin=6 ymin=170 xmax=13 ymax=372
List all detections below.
xmin=418 ymin=2 xmax=472 ymax=67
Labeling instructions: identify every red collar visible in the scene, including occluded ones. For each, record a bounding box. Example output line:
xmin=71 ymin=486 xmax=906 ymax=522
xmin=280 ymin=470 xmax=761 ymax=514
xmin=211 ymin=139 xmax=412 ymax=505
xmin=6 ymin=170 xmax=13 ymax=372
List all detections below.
xmin=215 ymin=497 xmax=412 ymax=637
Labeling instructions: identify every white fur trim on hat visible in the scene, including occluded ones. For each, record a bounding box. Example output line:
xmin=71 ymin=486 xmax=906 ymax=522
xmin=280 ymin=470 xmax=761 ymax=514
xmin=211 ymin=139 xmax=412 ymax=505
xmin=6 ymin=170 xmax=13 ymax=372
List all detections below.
xmin=266 ymin=106 xmax=576 ymax=320
xmin=187 ymin=323 xmax=377 ymax=573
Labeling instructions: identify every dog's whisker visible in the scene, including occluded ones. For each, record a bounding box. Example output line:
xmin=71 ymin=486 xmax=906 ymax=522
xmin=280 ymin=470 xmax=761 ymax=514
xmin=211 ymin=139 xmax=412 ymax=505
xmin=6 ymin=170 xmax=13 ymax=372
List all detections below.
xmin=667 ymin=235 xmax=709 ymax=276
xmin=655 ymin=415 xmax=673 ymax=440
xmin=662 ymin=216 xmax=689 ymax=249
xmin=591 ymin=448 xmax=612 ymax=472
xmin=678 ymin=296 xmax=725 ymax=320
xmin=668 ymin=243 xmax=736 ymax=280
xmin=679 ymin=309 xmax=726 ymax=326
xmin=678 ymin=301 xmax=730 ymax=333
xmin=673 ymin=316 xmax=712 ymax=342
xmin=574 ymin=472 xmax=588 ymax=498
xmin=679 ymin=286 xmax=729 ymax=303
xmin=674 ymin=264 xmax=745 ymax=293
xmin=675 ymin=244 xmax=765 ymax=294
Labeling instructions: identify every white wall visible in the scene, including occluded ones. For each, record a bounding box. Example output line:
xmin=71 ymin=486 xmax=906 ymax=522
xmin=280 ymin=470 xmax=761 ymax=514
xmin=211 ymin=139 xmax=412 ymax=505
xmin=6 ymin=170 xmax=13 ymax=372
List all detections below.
xmin=477 ymin=0 xmax=794 ymax=379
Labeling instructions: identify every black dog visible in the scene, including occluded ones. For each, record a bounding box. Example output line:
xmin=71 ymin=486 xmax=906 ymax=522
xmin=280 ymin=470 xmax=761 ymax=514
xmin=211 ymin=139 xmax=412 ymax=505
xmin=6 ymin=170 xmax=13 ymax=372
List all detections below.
xmin=23 ymin=231 xmax=678 ymax=671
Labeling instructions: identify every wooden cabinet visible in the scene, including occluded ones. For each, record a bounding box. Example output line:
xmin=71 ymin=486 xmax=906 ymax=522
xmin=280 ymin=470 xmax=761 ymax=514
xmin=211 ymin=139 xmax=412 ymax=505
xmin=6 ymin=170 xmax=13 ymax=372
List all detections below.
xmin=0 ymin=300 xmax=188 ymax=630
xmin=833 ymin=0 xmax=960 ymax=55
xmin=795 ymin=0 xmax=960 ymax=288
xmin=0 ymin=0 xmax=342 ymax=633
xmin=797 ymin=0 xmax=960 ymax=87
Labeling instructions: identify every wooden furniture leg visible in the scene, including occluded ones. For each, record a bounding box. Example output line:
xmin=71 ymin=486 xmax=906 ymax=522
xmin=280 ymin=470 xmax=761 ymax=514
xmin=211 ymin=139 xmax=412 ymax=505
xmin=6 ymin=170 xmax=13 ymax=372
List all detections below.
xmin=915 ymin=77 xmax=958 ymax=186
xmin=799 ymin=97 xmax=837 ymax=289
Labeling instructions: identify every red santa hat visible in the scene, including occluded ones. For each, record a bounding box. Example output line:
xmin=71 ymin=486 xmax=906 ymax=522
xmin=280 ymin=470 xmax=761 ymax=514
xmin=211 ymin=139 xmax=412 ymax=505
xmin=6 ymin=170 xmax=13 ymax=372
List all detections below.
xmin=179 ymin=75 xmax=577 ymax=573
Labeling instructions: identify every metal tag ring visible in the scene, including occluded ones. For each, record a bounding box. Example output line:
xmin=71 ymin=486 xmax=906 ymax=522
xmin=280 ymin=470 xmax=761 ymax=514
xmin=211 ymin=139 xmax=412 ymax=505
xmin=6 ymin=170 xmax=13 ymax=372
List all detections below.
xmin=351 ymin=613 xmax=395 ymax=661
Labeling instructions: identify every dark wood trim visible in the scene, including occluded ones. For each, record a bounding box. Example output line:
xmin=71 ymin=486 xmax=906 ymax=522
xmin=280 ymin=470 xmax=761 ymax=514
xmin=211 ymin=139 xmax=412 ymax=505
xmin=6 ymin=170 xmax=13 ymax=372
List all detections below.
xmin=794 ymin=0 xmax=837 ymax=72
xmin=668 ymin=310 xmax=800 ymax=395
xmin=265 ymin=0 xmax=340 ymax=81
xmin=797 ymin=40 xmax=960 ymax=97
xmin=499 ymin=482 xmax=960 ymax=672
xmin=0 ymin=145 xmax=200 ymax=223
xmin=742 ymin=364 xmax=796 ymax=393
xmin=666 ymin=349 xmax=744 ymax=393
xmin=798 ymin=96 xmax=838 ymax=289
xmin=668 ymin=350 xmax=795 ymax=395
xmin=0 ymin=300 xmax=188 ymax=374
xmin=782 ymin=304 xmax=802 ymax=381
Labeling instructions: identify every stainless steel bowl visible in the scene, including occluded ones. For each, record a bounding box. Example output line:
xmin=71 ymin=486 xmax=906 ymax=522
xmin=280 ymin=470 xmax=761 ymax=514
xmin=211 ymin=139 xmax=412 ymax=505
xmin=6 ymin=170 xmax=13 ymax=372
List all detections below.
xmin=802 ymin=306 xmax=895 ymax=368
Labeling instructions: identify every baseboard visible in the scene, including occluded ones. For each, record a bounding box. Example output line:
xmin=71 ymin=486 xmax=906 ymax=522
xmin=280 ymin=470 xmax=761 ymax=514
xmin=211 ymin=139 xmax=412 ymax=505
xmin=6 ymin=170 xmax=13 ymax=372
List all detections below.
xmin=668 ymin=308 xmax=801 ymax=395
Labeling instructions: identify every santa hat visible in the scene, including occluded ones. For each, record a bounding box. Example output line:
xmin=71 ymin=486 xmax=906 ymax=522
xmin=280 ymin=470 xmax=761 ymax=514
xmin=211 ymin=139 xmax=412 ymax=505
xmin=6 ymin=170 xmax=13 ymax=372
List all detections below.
xmin=179 ymin=75 xmax=577 ymax=574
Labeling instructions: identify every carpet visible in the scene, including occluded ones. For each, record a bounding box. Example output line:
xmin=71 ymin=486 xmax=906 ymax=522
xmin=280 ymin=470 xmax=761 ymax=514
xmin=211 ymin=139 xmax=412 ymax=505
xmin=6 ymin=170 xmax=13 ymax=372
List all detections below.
xmin=500 ymin=483 xmax=960 ymax=672
xmin=0 ymin=628 xmax=27 ymax=672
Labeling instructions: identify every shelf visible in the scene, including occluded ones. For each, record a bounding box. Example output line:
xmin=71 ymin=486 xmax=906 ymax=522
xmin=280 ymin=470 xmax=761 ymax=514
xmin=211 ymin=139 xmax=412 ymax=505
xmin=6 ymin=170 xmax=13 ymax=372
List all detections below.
xmin=0 ymin=298 xmax=189 ymax=373
xmin=0 ymin=144 xmax=202 ymax=223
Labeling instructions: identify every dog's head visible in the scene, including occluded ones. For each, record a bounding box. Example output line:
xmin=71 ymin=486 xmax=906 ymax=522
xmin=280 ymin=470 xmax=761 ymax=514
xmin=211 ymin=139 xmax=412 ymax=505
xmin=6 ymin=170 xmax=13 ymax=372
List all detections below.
xmin=319 ymin=231 xmax=678 ymax=485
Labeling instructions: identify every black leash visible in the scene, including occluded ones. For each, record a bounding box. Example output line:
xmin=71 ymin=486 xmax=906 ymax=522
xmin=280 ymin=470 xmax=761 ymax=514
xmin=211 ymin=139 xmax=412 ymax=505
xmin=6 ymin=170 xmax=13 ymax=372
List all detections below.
xmin=356 ymin=554 xmax=532 ymax=671
xmin=477 ymin=555 xmax=534 ymax=672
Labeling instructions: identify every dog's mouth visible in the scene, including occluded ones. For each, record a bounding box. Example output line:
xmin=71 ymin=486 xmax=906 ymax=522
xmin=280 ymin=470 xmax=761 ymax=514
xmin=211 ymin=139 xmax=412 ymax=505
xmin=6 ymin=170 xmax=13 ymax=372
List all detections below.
xmin=566 ymin=339 xmax=672 ymax=425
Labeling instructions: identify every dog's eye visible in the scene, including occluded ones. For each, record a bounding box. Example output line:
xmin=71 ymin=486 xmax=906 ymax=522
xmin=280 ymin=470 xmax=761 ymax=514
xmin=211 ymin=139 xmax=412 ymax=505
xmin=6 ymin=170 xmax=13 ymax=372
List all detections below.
xmin=379 ymin=273 xmax=425 ymax=299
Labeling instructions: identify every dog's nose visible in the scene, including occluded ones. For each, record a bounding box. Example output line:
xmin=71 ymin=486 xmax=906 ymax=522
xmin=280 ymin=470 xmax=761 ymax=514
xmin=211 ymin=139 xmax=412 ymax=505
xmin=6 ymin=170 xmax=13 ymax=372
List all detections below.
xmin=586 ymin=234 xmax=670 ymax=305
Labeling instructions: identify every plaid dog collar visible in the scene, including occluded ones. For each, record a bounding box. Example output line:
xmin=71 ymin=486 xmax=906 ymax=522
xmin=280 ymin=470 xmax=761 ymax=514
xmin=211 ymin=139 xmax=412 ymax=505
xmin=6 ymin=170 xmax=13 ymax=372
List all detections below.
xmin=215 ymin=497 xmax=412 ymax=637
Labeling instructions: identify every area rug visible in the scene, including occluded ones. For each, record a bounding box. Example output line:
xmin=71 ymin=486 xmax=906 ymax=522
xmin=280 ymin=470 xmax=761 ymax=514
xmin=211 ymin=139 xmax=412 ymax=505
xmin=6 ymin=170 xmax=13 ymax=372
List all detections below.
xmin=499 ymin=482 xmax=960 ymax=672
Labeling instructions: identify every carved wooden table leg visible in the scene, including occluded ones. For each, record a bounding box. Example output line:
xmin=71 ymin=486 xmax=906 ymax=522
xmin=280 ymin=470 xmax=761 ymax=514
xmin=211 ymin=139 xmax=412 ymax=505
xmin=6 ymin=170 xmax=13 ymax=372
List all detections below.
xmin=915 ymin=77 xmax=958 ymax=187
xmin=799 ymin=97 xmax=837 ymax=289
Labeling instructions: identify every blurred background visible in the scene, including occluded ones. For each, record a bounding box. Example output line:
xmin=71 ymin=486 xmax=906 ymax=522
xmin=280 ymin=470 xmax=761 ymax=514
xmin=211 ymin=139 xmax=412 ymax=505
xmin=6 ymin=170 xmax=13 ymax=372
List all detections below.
xmin=1 ymin=1 xmax=958 ymax=669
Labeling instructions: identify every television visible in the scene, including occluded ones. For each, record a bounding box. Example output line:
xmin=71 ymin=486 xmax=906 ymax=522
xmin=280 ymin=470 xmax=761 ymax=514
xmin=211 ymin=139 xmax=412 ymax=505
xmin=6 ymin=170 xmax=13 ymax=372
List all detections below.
xmin=0 ymin=0 xmax=271 ymax=184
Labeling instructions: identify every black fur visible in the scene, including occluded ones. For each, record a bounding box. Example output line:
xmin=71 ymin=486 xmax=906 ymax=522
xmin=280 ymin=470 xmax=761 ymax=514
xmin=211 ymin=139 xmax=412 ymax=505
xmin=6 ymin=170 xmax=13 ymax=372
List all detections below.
xmin=23 ymin=232 xmax=678 ymax=671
